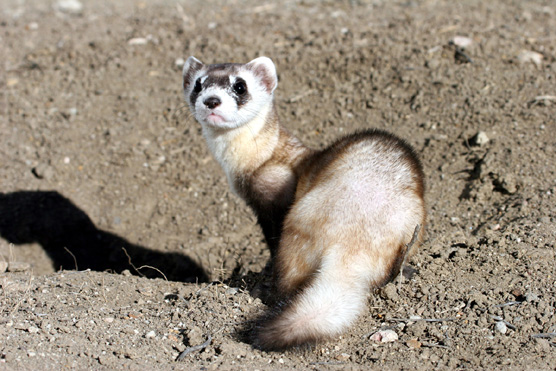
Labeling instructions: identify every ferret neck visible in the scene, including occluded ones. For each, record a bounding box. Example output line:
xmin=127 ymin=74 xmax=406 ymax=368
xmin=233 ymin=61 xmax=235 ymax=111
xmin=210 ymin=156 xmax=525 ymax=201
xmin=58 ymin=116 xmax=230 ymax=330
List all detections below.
xmin=202 ymin=102 xmax=280 ymax=182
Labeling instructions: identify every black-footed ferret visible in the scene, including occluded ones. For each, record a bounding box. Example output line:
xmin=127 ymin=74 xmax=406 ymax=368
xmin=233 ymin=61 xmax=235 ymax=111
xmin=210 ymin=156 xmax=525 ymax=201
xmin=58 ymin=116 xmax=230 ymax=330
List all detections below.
xmin=182 ymin=56 xmax=426 ymax=350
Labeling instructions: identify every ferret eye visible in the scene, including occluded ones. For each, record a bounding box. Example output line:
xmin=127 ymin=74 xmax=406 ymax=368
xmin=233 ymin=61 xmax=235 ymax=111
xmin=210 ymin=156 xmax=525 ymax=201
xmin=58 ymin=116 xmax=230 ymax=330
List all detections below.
xmin=233 ymin=80 xmax=247 ymax=95
xmin=193 ymin=79 xmax=202 ymax=93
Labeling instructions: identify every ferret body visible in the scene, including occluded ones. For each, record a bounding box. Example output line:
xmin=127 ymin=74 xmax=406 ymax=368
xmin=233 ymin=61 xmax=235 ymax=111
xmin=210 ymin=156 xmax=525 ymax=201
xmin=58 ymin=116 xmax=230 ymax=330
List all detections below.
xmin=182 ymin=56 xmax=426 ymax=350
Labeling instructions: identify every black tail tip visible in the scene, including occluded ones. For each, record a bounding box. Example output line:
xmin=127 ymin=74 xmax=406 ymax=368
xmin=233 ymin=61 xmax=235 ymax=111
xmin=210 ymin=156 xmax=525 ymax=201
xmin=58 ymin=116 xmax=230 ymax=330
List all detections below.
xmin=248 ymin=315 xmax=320 ymax=352
xmin=247 ymin=317 xmax=290 ymax=352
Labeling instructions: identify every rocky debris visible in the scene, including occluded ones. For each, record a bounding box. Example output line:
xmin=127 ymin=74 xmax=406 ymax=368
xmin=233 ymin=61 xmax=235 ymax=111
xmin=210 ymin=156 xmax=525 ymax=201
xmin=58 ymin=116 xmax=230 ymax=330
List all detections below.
xmin=31 ymin=163 xmax=55 ymax=180
xmin=471 ymin=131 xmax=489 ymax=146
xmin=495 ymin=321 xmax=508 ymax=335
xmin=517 ymin=50 xmax=543 ymax=67
xmin=54 ymin=0 xmax=83 ymax=15
xmin=450 ymin=36 xmax=473 ymax=49
xmin=369 ymin=330 xmax=398 ymax=343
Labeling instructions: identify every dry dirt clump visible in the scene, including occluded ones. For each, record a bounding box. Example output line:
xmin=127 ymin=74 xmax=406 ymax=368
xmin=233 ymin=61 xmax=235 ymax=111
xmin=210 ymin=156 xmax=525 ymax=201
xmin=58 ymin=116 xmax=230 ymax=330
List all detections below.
xmin=1 ymin=0 xmax=555 ymax=369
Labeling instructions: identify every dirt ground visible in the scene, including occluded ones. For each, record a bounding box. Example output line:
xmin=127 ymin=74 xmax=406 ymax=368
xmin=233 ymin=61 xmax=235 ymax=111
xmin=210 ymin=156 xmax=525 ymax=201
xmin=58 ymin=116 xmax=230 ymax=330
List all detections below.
xmin=1 ymin=0 xmax=555 ymax=369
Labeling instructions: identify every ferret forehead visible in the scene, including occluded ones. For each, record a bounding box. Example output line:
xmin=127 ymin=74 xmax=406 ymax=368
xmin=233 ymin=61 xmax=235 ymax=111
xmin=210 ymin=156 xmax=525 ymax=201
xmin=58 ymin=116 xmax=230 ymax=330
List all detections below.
xmin=193 ymin=64 xmax=237 ymax=86
xmin=206 ymin=63 xmax=243 ymax=75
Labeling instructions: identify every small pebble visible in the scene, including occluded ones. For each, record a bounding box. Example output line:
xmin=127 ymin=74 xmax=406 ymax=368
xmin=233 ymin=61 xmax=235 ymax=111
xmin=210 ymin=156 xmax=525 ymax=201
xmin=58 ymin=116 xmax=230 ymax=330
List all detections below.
xmin=472 ymin=131 xmax=489 ymax=146
xmin=336 ymin=353 xmax=350 ymax=361
xmin=175 ymin=58 xmax=185 ymax=67
xmin=517 ymin=50 xmax=543 ymax=67
xmin=28 ymin=326 xmax=40 ymax=334
xmin=32 ymin=163 xmax=55 ymax=181
xmin=370 ymin=329 xmax=398 ymax=343
xmin=7 ymin=78 xmax=19 ymax=87
xmin=381 ymin=284 xmax=399 ymax=301
xmin=187 ymin=326 xmax=204 ymax=346
xmin=495 ymin=321 xmax=507 ymax=334
xmin=55 ymin=0 xmax=83 ymax=14
xmin=145 ymin=330 xmax=156 ymax=338
xmin=450 ymin=36 xmax=473 ymax=48
xmin=0 ymin=261 xmax=8 ymax=273
xmin=128 ymin=37 xmax=149 ymax=46
xmin=98 ymin=354 xmax=112 ymax=365
xmin=226 ymin=287 xmax=239 ymax=295
xmin=407 ymin=339 xmax=422 ymax=349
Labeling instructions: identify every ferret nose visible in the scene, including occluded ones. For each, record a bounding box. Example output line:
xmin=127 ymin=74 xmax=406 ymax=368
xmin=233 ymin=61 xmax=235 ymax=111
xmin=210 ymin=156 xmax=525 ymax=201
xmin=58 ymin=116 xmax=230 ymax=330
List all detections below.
xmin=204 ymin=97 xmax=221 ymax=109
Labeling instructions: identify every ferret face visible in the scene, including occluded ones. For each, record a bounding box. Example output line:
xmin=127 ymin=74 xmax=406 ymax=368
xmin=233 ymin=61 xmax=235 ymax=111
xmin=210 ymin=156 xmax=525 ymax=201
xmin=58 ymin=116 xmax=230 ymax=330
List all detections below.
xmin=182 ymin=57 xmax=278 ymax=130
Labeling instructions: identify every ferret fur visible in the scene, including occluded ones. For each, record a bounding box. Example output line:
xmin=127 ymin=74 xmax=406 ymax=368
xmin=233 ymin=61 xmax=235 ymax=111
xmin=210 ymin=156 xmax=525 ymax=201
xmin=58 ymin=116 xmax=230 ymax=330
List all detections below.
xmin=182 ymin=56 xmax=426 ymax=350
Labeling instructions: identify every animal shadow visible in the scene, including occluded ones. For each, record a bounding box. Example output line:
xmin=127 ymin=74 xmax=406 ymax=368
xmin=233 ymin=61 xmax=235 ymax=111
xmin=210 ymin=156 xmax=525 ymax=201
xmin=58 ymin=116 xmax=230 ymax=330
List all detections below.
xmin=0 ymin=191 xmax=208 ymax=283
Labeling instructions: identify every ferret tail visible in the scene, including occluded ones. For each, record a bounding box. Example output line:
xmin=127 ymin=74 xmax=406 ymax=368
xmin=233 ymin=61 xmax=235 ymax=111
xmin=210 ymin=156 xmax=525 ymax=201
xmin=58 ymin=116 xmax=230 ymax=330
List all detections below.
xmin=253 ymin=252 xmax=376 ymax=351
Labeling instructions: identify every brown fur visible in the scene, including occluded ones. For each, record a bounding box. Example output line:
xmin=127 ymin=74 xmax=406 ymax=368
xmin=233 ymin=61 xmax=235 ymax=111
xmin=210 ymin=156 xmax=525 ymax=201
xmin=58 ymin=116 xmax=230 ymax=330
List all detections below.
xmin=183 ymin=57 xmax=426 ymax=351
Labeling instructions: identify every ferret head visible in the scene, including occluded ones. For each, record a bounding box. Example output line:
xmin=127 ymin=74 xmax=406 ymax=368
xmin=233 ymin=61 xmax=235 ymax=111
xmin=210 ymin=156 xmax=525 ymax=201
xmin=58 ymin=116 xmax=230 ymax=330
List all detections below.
xmin=182 ymin=56 xmax=278 ymax=130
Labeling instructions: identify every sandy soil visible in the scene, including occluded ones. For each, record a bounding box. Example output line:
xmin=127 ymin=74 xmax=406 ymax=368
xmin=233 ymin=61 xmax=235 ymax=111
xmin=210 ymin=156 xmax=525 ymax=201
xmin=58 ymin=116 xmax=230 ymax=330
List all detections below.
xmin=1 ymin=0 xmax=555 ymax=369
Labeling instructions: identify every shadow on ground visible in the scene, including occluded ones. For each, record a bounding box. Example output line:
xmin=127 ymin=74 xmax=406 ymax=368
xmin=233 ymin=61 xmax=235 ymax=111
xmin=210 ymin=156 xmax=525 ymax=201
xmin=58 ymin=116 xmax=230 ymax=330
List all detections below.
xmin=0 ymin=191 xmax=208 ymax=283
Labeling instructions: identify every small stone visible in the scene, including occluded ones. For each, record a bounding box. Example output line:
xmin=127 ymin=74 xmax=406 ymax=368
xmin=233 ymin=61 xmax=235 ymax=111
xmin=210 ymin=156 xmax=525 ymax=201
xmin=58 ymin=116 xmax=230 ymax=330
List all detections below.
xmin=145 ymin=330 xmax=156 ymax=338
xmin=450 ymin=36 xmax=473 ymax=48
xmin=335 ymin=353 xmax=351 ymax=361
xmin=32 ymin=163 xmax=55 ymax=180
xmin=98 ymin=354 xmax=113 ymax=365
xmin=407 ymin=339 xmax=422 ymax=349
xmin=55 ymin=0 xmax=83 ymax=14
xmin=517 ymin=50 xmax=543 ymax=67
xmin=495 ymin=321 xmax=507 ymax=334
xmin=187 ymin=326 xmax=204 ymax=346
xmin=510 ymin=288 xmax=524 ymax=299
xmin=381 ymin=284 xmax=399 ymax=301
xmin=104 ymin=317 xmax=114 ymax=323
xmin=121 ymin=270 xmax=132 ymax=276
xmin=175 ymin=58 xmax=185 ymax=67
xmin=28 ymin=326 xmax=40 ymax=334
xmin=472 ymin=131 xmax=489 ymax=146
xmin=128 ymin=37 xmax=148 ymax=46
xmin=225 ymin=287 xmax=239 ymax=295
xmin=0 ymin=261 xmax=7 ymax=272
xmin=369 ymin=329 xmax=398 ymax=343
xmin=495 ymin=174 xmax=518 ymax=194
xmin=8 ymin=261 xmax=31 ymax=272
xmin=7 ymin=78 xmax=19 ymax=87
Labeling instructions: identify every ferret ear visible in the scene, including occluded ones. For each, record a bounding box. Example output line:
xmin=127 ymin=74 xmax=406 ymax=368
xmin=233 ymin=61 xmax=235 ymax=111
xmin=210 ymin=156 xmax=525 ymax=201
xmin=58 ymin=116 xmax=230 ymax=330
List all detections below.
xmin=183 ymin=56 xmax=204 ymax=91
xmin=247 ymin=56 xmax=278 ymax=94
